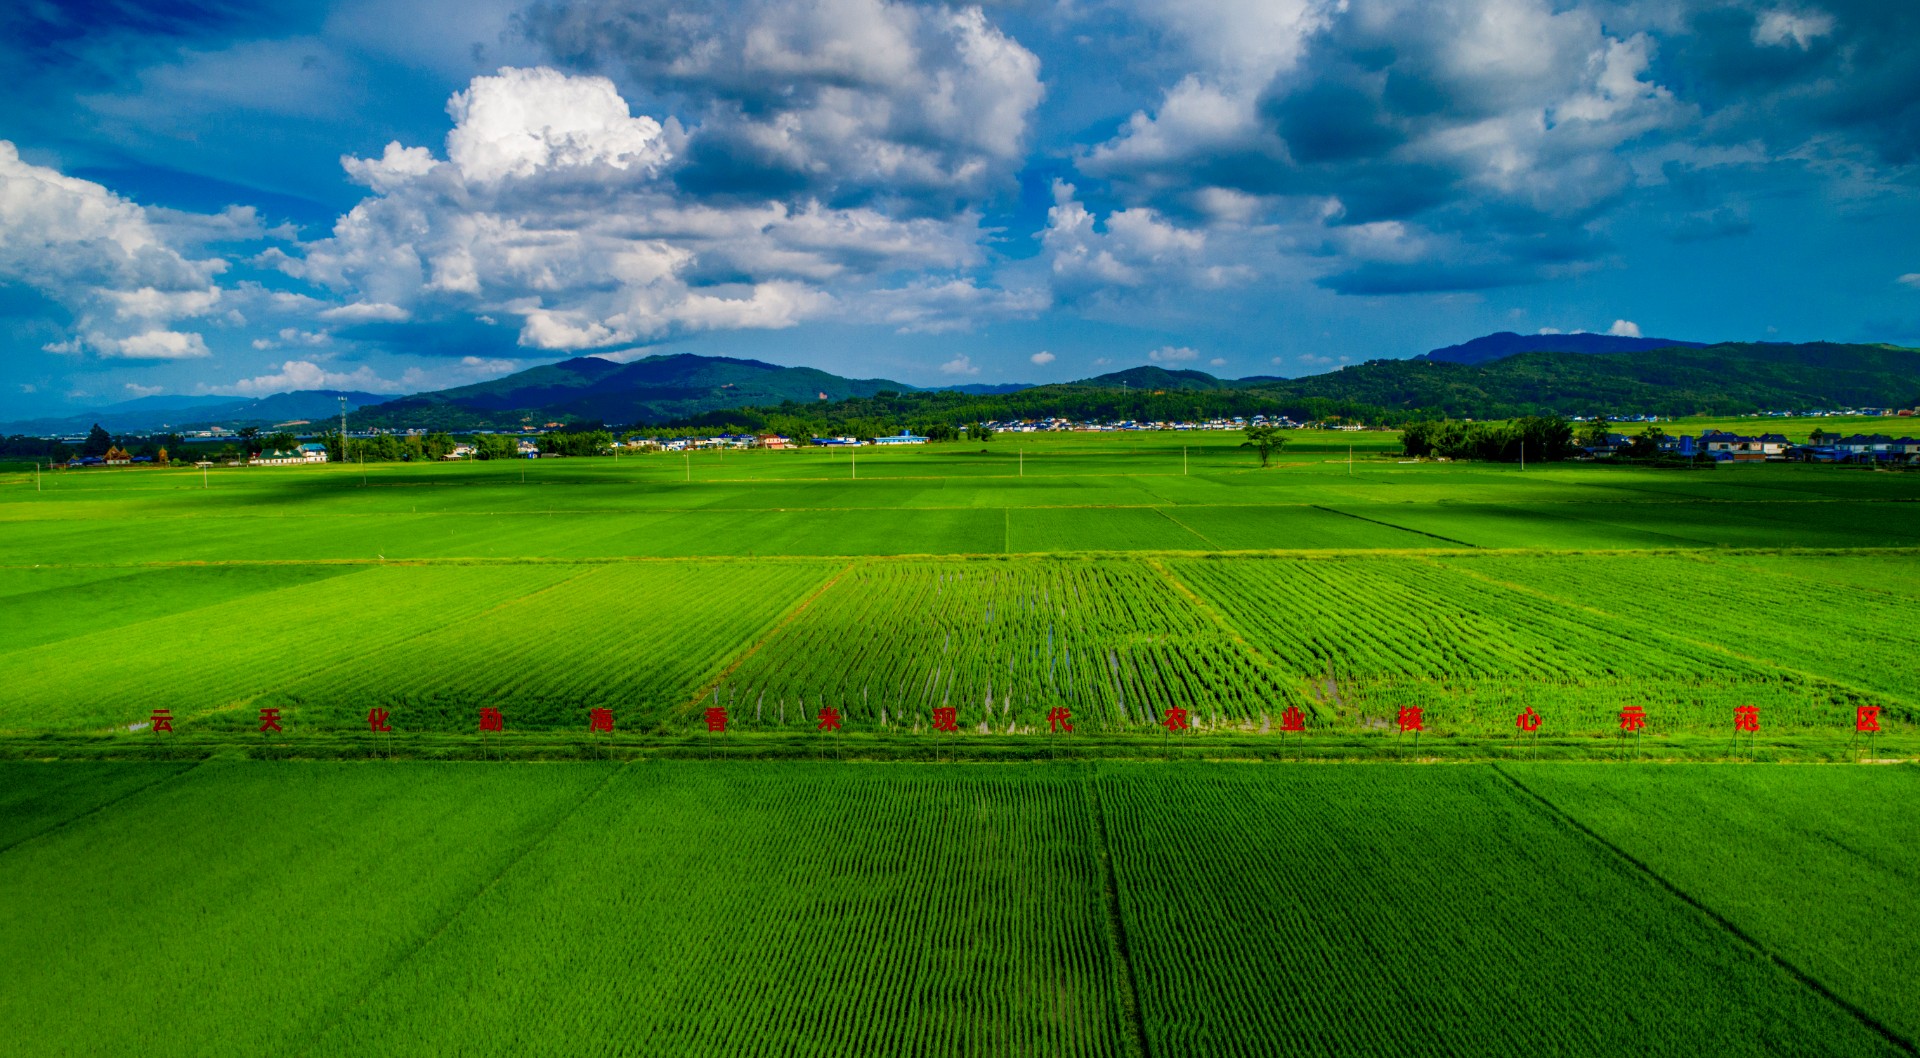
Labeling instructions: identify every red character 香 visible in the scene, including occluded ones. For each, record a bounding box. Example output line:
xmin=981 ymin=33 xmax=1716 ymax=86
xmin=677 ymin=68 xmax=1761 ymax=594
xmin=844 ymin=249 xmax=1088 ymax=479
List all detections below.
xmin=704 ymin=706 xmax=729 ymax=733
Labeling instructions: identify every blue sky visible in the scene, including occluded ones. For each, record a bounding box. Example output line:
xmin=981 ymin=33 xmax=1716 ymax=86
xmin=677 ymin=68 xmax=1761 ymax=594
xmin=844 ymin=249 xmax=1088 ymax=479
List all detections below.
xmin=2 ymin=0 xmax=1917 ymax=415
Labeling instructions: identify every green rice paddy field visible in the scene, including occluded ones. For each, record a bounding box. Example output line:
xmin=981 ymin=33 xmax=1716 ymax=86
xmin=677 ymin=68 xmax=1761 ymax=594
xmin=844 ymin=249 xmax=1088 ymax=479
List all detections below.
xmin=1 ymin=431 xmax=1915 ymax=1054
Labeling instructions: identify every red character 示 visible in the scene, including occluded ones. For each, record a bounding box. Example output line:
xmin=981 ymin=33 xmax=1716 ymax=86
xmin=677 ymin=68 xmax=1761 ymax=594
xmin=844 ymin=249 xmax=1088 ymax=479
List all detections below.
xmin=368 ymin=708 xmax=391 ymax=733
xmin=1397 ymin=706 xmax=1424 ymax=733
xmin=150 ymin=709 xmax=173 ymax=733
xmin=258 ymin=707 xmax=282 ymax=733
xmin=704 ymin=706 xmax=729 ymax=733
xmin=589 ymin=708 xmax=614 ymax=733
xmin=1162 ymin=706 xmax=1189 ymax=733
xmin=817 ymin=706 xmax=842 ymax=732
xmin=1733 ymin=705 xmax=1759 ymax=734
xmin=1047 ymin=707 xmax=1072 ymax=733
xmin=1619 ymin=705 xmax=1647 ymax=733
xmin=1279 ymin=706 xmax=1306 ymax=733
xmin=1515 ymin=707 xmax=1541 ymax=733
xmin=479 ymin=707 xmax=504 ymax=733
xmin=932 ymin=706 xmax=958 ymax=733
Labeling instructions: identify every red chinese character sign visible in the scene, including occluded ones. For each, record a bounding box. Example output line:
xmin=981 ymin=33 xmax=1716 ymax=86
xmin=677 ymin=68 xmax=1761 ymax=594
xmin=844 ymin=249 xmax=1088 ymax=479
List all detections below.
xmin=932 ymin=707 xmax=959 ymax=733
xmin=368 ymin=708 xmax=391 ymax=733
xmin=1619 ymin=705 xmax=1647 ymax=758
xmin=1279 ymin=707 xmax=1306 ymax=733
xmin=1047 ymin=707 xmax=1072 ymax=734
xmin=1853 ymin=704 xmax=1882 ymax=757
xmin=589 ymin=708 xmax=614 ymax=734
xmin=479 ymin=707 xmax=504 ymax=733
xmin=150 ymin=709 xmax=173 ymax=734
xmin=1162 ymin=707 xmax=1189 ymax=733
xmin=1515 ymin=707 xmax=1541 ymax=734
xmin=817 ymin=706 xmax=842 ymax=732
xmin=258 ymin=707 xmax=282 ymax=734
xmin=1396 ymin=706 xmax=1424 ymax=749
xmin=704 ymin=706 xmax=729 ymax=733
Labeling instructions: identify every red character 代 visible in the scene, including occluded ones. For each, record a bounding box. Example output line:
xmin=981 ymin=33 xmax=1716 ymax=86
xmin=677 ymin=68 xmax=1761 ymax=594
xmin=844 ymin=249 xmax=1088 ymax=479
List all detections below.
xmin=1515 ymin=707 xmax=1541 ymax=733
xmin=1047 ymin=707 xmax=1073 ymax=733
xmin=1397 ymin=706 xmax=1424 ymax=734
xmin=368 ymin=708 xmax=391 ymax=733
xmin=589 ymin=708 xmax=614 ymax=734
xmin=479 ymin=707 xmax=504 ymax=733
xmin=817 ymin=706 xmax=842 ymax=732
xmin=1162 ymin=706 xmax=1189 ymax=733
xmin=1856 ymin=705 xmax=1881 ymax=734
xmin=704 ymin=706 xmax=729 ymax=733
xmin=150 ymin=709 xmax=173 ymax=734
xmin=1619 ymin=705 xmax=1647 ymax=733
xmin=1279 ymin=706 xmax=1306 ymax=733
xmin=258 ymin=707 xmax=282 ymax=733
xmin=1733 ymin=704 xmax=1759 ymax=734
xmin=932 ymin=706 xmax=959 ymax=733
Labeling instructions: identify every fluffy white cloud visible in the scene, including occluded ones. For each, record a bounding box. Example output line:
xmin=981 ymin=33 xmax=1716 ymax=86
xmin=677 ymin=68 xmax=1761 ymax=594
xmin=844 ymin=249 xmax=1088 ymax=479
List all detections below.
xmin=1607 ymin=318 xmax=1642 ymax=337
xmin=0 ymin=141 xmax=226 ymax=357
xmin=279 ymin=67 xmax=1009 ymax=351
xmin=1148 ymin=345 xmax=1199 ymax=362
xmin=1030 ymin=350 xmax=1055 ymax=365
xmin=209 ymin=358 xmax=406 ymax=396
xmin=1898 ymin=273 xmax=1920 ymax=289
xmin=1209 ymin=357 xmax=1227 ymax=366
xmin=1752 ymin=8 xmax=1835 ymax=49
xmin=938 ymin=353 xmax=979 ymax=375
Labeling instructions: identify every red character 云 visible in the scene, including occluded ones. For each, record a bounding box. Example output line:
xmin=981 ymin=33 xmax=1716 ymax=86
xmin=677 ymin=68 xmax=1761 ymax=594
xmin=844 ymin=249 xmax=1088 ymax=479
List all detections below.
xmin=150 ymin=709 xmax=173 ymax=734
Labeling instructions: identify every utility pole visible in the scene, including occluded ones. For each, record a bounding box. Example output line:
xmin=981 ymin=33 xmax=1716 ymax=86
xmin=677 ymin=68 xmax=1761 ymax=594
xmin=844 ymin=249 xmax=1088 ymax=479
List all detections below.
xmin=851 ymin=450 xmax=857 ymax=480
xmin=338 ymin=396 xmax=347 ymax=467
xmin=685 ymin=451 xmax=690 ymax=482
xmin=1348 ymin=443 xmax=1353 ymax=476
xmin=1183 ymin=445 xmax=1188 ymax=476
xmin=1019 ymin=447 xmax=1024 ymax=477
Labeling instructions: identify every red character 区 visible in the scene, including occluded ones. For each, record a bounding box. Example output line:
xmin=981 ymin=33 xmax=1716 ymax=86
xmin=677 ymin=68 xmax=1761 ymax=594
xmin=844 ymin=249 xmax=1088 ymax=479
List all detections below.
xmin=1856 ymin=705 xmax=1881 ymax=734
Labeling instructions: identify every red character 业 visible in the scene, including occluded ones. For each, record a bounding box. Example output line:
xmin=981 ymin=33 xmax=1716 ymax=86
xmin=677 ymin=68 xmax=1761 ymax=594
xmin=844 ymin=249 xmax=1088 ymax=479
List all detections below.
xmin=1279 ymin=706 xmax=1306 ymax=733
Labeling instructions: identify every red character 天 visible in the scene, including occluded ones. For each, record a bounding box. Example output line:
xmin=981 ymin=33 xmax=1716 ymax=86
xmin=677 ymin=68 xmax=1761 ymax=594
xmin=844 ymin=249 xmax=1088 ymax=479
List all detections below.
xmin=1162 ymin=706 xmax=1189 ymax=733
xmin=1619 ymin=705 xmax=1647 ymax=733
xmin=1733 ymin=705 xmax=1759 ymax=734
xmin=704 ymin=706 xmax=729 ymax=733
xmin=932 ymin=706 xmax=959 ymax=733
xmin=368 ymin=708 xmax=391 ymax=733
xmin=1515 ymin=707 xmax=1541 ymax=733
xmin=479 ymin=707 xmax=504 ymax=733
xmin=1397 ymin=706 xmax=1424 ymax=733
xmin=1279 ymin=706 xmax=1306 ymax=733
xmin=589 ymin=708 xmax=614 ymax=734
xmin=817 ymin=706 xmax=842 ymax=732
xmin=1856 ymin=705 xmax=1881 ymax=734
xmin=150 ymin=709 xmax=173 ymax=734
xmin=1047 ymin=707 xmax=1073 ymax=733
xmin=258 ymin=707 xmax=282 ymax=733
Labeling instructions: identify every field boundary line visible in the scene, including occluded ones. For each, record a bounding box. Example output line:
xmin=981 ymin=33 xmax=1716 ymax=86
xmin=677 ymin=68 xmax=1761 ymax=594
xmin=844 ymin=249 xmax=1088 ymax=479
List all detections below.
xmin=1150 ymin=507 xmax=1221 ymax=550
xmin=1309 ymin=504 xmax=1479 ymax=547
xmin=681 ymin=559 xmax=859 ymax=717
xmin=1086 ymin=770 xmax=1152 ymax=1058
xmin=1143 ymin=558 xmax=1288 ymax=682
xmin=0 ymin=758 xmax=209 ymax=859
xmin=1492 ymin=765 xmax=1918 ymax=1056
xmin=292 ymin=762 xmax=630 ymax=1058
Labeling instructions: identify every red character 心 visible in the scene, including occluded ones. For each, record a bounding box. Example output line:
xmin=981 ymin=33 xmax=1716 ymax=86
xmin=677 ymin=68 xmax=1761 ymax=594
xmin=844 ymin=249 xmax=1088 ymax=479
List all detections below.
xmin=589 ymin=708 xmax=614 ymax=734
xmin=1279 ymin=706 xmax=1306 ymax=733
xmin=1515 ymin=707 xmax=1541 ymax=733
xmin=817 ymin=706 xmax=842 ymax=732
xmin=1397 ymin=706 xmax=1424 ymax=734
xmin=1047 ymin=707 xmax=1073 ymax=733
xmin=1733 ymin=704 xmax=1759 ymax=734
xmin=932 ymin=706 xmax=958 ymax=733
xmin=1162 ymin=706 xmax=1189 ymax=733
xmin=150 ymin=709 xmax=173 ymax=734
xmin=704 ymin=706 xmax=729 ymax=733
xmin=1619 ymin=705 xmax=1647 ymax=733
xmin=479 ymin=707 xmax=504 ymax=733
xmin=258 ymin=707 xmax=282 ymax=733
xmin=368 ymin=708 xmax=391 ymax=733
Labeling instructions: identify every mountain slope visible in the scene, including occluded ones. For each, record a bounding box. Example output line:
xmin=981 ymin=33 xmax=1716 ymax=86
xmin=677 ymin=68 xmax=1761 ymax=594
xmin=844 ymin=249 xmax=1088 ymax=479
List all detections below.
xmin=1 ymin=390 xmax=388 ymax=435
xmin=1420 ymin=331 xmax=1707 ymax=365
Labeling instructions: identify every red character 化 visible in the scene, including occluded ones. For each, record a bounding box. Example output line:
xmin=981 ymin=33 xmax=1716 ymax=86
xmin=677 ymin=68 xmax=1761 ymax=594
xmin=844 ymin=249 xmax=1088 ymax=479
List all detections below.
xmin=368 ymin=708 xmax=391 ymax=733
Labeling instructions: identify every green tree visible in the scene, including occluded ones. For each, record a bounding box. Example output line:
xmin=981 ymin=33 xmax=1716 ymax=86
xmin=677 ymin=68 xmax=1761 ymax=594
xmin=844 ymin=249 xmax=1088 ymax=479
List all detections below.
xmin=1579 ymin=417 xmax=1612 ymax=449
xmin=237 ymin=427 xmax=264 ymax=456
xmin=1241 ymin=423 xmax=1287 ymax=467
xmin=83 ymin=423 xmax=113 ymax=457
xmin=1626 ymin=426 xmax=1668 ymax=460
xmin=966 ymin=422 xmax=995 ymax=441
xmin=262 ymin=431 xmax=299 ymax=454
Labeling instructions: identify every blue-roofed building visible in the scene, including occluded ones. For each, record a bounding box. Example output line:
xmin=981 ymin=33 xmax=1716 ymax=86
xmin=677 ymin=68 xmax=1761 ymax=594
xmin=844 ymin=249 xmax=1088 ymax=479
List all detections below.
xmin=869 ymin=430 xmax=928 ymax=445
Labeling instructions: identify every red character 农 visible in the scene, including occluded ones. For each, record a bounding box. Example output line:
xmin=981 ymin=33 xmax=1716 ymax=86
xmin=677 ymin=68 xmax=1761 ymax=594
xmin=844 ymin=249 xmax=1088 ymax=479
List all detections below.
xmin=817 ymin=706 xmax=842 ymax=732
xmin=1619 ymin=705 xmax=1647 ymax=733
xmin=1279 ymin=706 xmax=1306 ymax=733
xmin=932 ymin=706 xmax=958 ymax=733
xmin=1733 ymin=705 xmax=1759 ymax=734
xmin=704 ymin=706 xmax=729 ymax=733
xmin=150 ymin=709 xmax=173 ymax=733
xmin=1397 ymin=706 xmax=1424 ymax=734
xmin=1162 ymin=707 xmax=1189 ymax=733
xmin=479 ymin=707 xmax=504 ymax=733
xmin=1047 ymin=707 xmax=1073 ymax=733
xmin=258 ymin=707 xmax=282 ymax=733
xmin=589 ymin=708 xmax=614 ymax=733
xmin=368 ymin=708 xmax=391 ymax=733
xmin=1856 ymin=705 xmax=1881 ymax=734
xmin=1515 ymin=707 xmax=1541 ymax=733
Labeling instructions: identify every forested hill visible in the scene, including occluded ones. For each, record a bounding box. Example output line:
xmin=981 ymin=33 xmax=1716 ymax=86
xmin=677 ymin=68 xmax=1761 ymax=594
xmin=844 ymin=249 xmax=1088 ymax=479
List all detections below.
xmin=664 ymin=342 xmax=1920 ymax=434
xmin=342 ymin=341 xmax=1920 ymax=431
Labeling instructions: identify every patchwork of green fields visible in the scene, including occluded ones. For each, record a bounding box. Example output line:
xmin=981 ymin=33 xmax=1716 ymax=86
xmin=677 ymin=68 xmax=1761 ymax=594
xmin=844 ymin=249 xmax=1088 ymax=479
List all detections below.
xmin=1 ymin=761 xmax=1913 ymax=1057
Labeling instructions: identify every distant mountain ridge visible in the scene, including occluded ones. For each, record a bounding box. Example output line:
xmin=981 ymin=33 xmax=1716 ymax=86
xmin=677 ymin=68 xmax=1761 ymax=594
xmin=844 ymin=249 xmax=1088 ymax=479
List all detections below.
xmin=1420 ymin=331 xmax=1708 ymax=365
xmin=1 ymin=390 xmax=386 ymax=435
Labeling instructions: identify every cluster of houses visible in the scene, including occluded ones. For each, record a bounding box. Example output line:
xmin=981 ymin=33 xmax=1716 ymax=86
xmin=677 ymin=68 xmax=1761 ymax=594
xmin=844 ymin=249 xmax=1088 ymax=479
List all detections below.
xmin=250 ymin=444 xmax=330 ymax=465
xmin=1584 ymin=430 xmax=1920 ymax=464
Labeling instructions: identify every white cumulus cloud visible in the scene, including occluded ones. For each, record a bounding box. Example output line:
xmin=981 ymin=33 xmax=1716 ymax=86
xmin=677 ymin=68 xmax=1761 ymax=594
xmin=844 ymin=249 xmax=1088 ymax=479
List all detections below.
xmin=939 ymin=353 xmax=980 ymax=375
xmin=1148 ymin=345 xmax=1199 ymax=362
xmin=1607 ymin=319 xmax=1642 ymax=337
xmin=1030 ymin=350 xmax=1055 ymax=365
